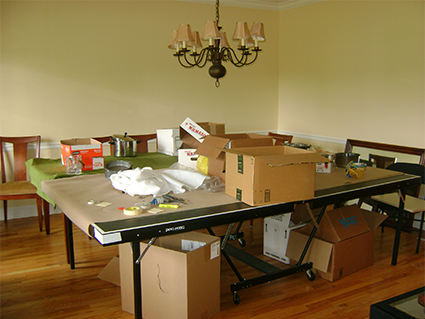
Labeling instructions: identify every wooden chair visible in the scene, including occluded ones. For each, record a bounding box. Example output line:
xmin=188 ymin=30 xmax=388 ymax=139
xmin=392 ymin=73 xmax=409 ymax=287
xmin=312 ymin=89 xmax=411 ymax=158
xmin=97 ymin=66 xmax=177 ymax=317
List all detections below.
xmin=368 ymin=154 xmax=396 ymax=169
xmin=93 ymin=133 xmax=157 ymax=155
xmin=129 ymin=133 xmax=157 ymax=153
xmin=0 ymin=136 xmax=47 ymax=233
xmin=344 ymin=139 xmax=425 ymax=165
xmin=370 ymin=163 xmax=425 ymax=253
xmin=268 ymin=132 xmax=293 ymax=146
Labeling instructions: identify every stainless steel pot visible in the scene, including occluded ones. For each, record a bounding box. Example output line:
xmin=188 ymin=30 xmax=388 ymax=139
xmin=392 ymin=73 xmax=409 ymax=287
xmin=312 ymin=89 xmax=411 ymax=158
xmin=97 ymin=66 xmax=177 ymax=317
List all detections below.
xmin=109 ymin=133 xmax=139 ymax=157
xmin=335 ymin=152 xmax=360 ymax=168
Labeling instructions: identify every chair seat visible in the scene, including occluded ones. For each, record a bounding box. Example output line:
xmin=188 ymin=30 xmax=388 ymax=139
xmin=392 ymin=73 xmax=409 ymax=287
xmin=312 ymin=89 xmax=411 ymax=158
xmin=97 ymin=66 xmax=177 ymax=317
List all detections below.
xmin=371 ymin=193 xmax=425 ymax=214
xmin=0 ymin=181 xmax=38 ymax=196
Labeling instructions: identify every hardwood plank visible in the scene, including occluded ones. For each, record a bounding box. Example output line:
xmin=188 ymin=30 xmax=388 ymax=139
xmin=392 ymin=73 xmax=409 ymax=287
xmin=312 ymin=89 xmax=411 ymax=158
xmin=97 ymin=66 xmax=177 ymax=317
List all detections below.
xmin=1 ymin=214 xmax=424 ymax=318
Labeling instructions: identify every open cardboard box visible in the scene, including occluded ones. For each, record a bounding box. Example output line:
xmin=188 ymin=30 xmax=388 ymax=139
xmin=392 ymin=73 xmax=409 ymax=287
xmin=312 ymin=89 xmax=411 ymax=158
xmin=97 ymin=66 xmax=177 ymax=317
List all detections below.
xmin=60 ymin=138 xmax=103 ymax=171
xmin=179 ymin=117 xmax=225 ymax=149
xmin=225 ymin=146 xmax=329 ymax=206
xmin=118 ymin=232 xmax=221 ymax=319
xmin=286 ymin=205 xmax=387 ymax=281
xmin=196 ymin=133 xmax=273 ymax=181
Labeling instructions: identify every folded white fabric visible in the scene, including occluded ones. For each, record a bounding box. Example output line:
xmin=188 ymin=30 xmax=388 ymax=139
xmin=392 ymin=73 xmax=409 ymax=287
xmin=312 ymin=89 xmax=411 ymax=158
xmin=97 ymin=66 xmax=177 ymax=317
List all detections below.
xmin=109 ymin=167 xmax=210 ymax=197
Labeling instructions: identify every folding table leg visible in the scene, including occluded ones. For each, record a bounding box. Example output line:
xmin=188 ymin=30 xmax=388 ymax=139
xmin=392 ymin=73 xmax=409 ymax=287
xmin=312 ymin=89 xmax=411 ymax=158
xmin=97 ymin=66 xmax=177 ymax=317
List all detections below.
xmin=392 ymin=189 xmax=406 ymax=266
xmin=416 ymin=211 xmax=424 ymax=254
xmin=63 ymin=213 xmax=75 ymax=269
xmin=131 ymin=241 xmax=142 ymax=319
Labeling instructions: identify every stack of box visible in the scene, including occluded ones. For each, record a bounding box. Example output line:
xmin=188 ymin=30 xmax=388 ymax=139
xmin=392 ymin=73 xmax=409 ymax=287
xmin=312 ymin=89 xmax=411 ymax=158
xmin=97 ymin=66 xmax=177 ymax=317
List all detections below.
xmin=156 ymin=117 xmax=226 ymax=170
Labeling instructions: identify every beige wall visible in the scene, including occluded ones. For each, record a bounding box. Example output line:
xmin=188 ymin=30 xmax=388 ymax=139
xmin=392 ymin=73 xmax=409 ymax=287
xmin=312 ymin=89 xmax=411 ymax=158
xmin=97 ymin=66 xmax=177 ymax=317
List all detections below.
xmin=1 ymin=1 xmax=279 ymax=151
xmin=1 ymin=0 xmax=424 ymax=217
xmin=279 ymin=0 xmax=424 ymax=151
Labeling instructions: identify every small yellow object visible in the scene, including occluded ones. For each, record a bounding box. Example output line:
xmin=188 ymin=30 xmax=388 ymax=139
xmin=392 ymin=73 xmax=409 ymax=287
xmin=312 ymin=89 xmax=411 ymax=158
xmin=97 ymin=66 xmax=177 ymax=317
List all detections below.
xmin=196 ymin=155 xmax=209 ymax=175
xmin=345 ymin=161 xmax=367 ymax=179
xmin=158 ymin=204 xmax=179 ymax=209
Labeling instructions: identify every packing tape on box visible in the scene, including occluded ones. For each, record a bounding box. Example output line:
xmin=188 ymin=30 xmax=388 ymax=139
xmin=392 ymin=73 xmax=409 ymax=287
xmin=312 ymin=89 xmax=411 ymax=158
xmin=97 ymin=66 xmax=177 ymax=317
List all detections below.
xmin=123 ymin=206 xmax=142 ymax=216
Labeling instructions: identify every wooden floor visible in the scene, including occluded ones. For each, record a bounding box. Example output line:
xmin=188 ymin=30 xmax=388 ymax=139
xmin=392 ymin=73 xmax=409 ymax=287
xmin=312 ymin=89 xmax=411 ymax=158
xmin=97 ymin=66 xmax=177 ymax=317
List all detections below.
xmin=1 ymin=213 xmax=424 ymax=319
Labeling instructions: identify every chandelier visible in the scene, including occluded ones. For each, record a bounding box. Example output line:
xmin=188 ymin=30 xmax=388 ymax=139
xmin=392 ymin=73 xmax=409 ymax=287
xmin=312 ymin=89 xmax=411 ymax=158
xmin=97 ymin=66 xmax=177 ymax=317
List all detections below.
xmin=168 ymin=0 xmax=265 ymax=87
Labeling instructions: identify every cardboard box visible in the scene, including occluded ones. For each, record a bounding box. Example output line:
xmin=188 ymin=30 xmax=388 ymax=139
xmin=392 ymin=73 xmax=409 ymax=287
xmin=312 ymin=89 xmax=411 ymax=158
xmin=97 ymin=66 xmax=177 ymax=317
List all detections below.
xmin=225 ymin=146 xmax=329 ymax=206
xmin=286 ymin=205 xmax=387 ymax=281
xmin=157 ymin=128 xmax=182 ymax=156
xmin=179 ymin=117 xmax=225 ymax=149
xmin=263 ymin=213 xmax=306 ymax=264
xmin=196 ymin=133 xmax=273 ymax=181
xmin=60 ymin=138 xmax=103 ymax=171
xmin=262 ymin=204 xmax=331 ymax=264
xmin=178 ymin=148 xmax=198 ymax=170
xmin=119 ymin=232 xmax=221 ymax=319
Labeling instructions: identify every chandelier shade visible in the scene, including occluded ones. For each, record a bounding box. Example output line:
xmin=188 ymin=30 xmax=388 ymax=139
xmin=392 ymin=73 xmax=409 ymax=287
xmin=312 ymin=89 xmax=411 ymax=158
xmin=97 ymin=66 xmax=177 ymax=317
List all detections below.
xmin=169 ymin=0 xmax=265 ymax=87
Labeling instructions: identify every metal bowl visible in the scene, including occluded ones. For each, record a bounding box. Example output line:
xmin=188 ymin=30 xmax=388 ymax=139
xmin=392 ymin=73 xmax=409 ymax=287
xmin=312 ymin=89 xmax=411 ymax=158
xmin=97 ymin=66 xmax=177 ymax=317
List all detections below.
xmin=283 ymin=142 xmax=311 ymax=149
xmin=105 ymin=160 xmax=133 ymax=178
xmin=335 ymin=153 xmax=360 ymax=168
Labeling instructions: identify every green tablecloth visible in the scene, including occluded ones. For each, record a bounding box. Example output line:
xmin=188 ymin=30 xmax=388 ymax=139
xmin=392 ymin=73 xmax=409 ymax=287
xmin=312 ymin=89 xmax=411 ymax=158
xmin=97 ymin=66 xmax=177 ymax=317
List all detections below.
xmin=26 ymin=153 xmax=178 ymax=205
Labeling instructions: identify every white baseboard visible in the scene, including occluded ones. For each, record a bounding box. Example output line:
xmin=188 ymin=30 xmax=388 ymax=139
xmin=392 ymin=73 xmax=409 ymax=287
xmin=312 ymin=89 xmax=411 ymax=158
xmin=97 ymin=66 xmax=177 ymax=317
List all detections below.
xmin=0 ymin=204 xmax=62 ymax=221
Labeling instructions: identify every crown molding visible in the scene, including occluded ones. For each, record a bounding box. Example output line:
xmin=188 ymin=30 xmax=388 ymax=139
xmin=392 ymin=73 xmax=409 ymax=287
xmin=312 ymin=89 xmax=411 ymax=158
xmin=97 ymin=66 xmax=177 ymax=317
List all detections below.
xmin=171 ymin=0 xmax=327 ymax=11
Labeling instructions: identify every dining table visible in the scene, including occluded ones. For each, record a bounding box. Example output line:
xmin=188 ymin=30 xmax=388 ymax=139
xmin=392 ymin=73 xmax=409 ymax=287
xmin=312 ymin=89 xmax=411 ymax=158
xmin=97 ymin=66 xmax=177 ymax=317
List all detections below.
xmin=40 ymin=163 xmax=421 ymax=319
xmin=25 ymin=153 xmax=178 ymax=235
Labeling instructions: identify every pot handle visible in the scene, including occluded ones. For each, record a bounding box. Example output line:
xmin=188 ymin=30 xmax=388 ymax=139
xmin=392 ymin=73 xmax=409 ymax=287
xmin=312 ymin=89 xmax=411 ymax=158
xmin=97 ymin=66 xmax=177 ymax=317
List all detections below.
xmin=109 ymin=136 xmax=115 ymax=145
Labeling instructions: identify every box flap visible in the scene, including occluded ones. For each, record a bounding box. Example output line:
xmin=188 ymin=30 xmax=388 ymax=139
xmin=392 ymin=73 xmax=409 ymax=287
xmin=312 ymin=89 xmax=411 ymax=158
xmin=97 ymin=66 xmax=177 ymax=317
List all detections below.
xmin=318 ymin=205 xmax=371 ymax=242
xmin=260 ymin=153 xmax=329 ymax=167
xmin=360 ymin=208 xmax=388 ymax=230
xmin=294 ymin=205 xmax=371 ymax=243
xmin=180 ymin=117 xmax=210 ymax=143
xmin=286 ymin=230 xmax=333 ymax=273
xmin=196 ymin=134 xmax=273 ymax=160
xmin=225 ymin=146 xmax=328 ymax=167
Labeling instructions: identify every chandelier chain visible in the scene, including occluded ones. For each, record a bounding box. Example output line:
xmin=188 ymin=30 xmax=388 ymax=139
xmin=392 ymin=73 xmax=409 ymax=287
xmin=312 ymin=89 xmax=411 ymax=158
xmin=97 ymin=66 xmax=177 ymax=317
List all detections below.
xmin=215 ymin=0 xmax=220 ymax=26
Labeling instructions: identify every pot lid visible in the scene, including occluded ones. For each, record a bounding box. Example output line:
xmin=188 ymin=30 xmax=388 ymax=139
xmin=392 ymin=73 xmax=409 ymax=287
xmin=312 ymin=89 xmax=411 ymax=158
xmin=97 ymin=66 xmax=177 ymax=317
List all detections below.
xmin=112 ymin=133 xmax=135 ymax=142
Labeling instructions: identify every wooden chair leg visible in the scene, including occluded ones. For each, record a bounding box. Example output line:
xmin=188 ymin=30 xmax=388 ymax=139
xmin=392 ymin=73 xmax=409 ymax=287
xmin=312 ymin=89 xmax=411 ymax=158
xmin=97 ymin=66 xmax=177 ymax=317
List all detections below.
xmin=416 ymin=211 xmax=424 ymax=254
xmin=36 ymin=198 xmax=43 ymax=232
xmin=43 ymin=199 xmax=50 ymax=235
xmin=3 ymin=200 xmax=7 ymax=222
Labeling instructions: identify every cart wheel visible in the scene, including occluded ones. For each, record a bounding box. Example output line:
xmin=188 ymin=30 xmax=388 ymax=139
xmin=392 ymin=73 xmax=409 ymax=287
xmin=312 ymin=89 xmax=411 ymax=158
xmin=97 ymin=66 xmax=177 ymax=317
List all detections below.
xmin=233 ymin=292 xmax=241 ymax=305
xmin=306 ymin=269 xmax=316 ymax=281
xmin=238 ymin=238 xmax=246 ymax=247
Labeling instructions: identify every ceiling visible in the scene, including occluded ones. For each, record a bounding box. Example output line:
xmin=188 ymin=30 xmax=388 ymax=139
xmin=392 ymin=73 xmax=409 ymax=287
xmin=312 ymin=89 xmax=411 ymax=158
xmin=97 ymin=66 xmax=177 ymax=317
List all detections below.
xmin=172 ymin=0 xmax=327 ymax=11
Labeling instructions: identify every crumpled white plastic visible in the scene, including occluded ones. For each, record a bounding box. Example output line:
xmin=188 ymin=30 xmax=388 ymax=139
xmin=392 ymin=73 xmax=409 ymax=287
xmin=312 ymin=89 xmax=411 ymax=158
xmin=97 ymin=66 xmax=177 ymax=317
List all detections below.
xmin=109 ymin=167 xmax=210 ymax=197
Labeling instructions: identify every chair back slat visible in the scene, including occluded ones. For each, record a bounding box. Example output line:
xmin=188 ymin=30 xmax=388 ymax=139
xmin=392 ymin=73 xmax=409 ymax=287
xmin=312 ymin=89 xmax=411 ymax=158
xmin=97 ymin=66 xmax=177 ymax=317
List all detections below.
xmin=268 ymin=132 xmax=293 ymax=146
xmin=0 ymin=136 xmax=41 ymax=182
xmin=345 ymin=139 xmax=425 ymax=165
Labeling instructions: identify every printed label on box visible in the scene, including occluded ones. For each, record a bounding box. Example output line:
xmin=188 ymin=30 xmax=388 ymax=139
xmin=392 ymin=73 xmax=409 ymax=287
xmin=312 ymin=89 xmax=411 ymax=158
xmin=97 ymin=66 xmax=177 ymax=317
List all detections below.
xmin=211 ymin=241 xmax=220 ymax=260
xmin=92 ymin=157 xmax=104 ymax=170
xmin=181 ymin=239 xmax=206 ymax=251
xmin=180 ymin=117 xmax=210 ymax=142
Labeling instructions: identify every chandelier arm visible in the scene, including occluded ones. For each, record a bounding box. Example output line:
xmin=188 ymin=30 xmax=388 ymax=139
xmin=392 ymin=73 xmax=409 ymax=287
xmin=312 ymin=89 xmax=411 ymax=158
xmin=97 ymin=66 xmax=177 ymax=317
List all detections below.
xmin=221 ymin=47 xmax=256 ymax=67
xmin=177 ymin=54 xmax=197 ymax=68
xmin=195 ymin=48 xmax=210 ymax=68
xmin=176 ymin=47 xmax=210 ymax=68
